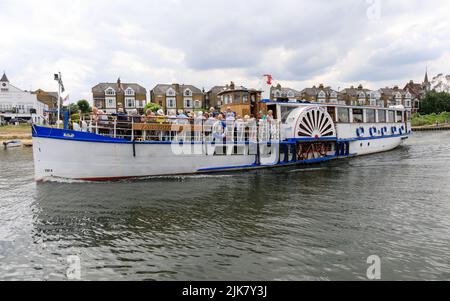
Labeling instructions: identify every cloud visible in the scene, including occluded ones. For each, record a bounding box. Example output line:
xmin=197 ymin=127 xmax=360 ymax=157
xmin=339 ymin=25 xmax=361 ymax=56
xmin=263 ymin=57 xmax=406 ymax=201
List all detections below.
xmin=0 ymin=0 xmax=449 ymax=102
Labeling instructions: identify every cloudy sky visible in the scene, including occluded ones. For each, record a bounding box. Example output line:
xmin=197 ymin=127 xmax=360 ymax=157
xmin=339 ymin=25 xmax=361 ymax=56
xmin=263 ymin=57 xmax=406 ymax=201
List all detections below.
xmin=1 ymin=0 xmax=449 ymax=102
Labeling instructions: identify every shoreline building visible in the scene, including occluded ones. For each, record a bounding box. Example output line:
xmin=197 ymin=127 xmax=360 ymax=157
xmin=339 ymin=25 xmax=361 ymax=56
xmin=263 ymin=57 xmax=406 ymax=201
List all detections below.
xmin=379 ymin=86 xmax=412 ymax=109
xmin=34 ymin=89 xmax=62 ymax=123
xmin=301 ymin=84 xmax=342 ymax=104
xmin=150 ymin=84 xmax=204 ymax=116
xmin=92 ymin=78 xmax=147 ymax=114
xmin=205 ymin=86 xmax=226 ymax=110
xmin=271 ymin=84 xmax=301 ymax=102
xmin=403 ymin=71 xmax=431 ymax=113
xmin=0 ymin=72 xmax=48 ymax=123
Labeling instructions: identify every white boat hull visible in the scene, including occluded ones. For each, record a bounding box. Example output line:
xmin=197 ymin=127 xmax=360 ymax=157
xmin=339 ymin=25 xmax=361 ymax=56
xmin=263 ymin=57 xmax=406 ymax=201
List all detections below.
xmin=32 ymin=135 xmax=404 ymax=181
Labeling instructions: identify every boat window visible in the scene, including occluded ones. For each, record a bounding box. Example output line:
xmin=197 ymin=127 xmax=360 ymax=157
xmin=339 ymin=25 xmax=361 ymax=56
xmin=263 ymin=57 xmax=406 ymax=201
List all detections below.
xmin=327 ymin=107 xmax=336 ymax=122
xmin=388 ymin=110 xmax=395 ymax=123
xmin=366 ymin=109 xmax=376 ymax=123
xmin=396 ymin=111 xmax=403 ymax=123
xmin=352 ymin=109 xmax=363 ymax=123
xmin=337 ymin=108 xmax=350 ymax=123
xmin=378 ymin=110 xmax=386 ymax=123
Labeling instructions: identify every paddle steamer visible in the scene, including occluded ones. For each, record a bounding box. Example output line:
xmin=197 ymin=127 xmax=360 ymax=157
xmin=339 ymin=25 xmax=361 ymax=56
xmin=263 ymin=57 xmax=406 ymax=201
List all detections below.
xmin=32 ymin=78 xmax=411 ymax=181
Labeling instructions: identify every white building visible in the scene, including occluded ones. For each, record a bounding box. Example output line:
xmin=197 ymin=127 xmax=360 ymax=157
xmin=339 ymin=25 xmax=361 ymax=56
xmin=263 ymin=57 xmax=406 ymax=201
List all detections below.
xmin=0 ymin=73 xmax=48 ymax=123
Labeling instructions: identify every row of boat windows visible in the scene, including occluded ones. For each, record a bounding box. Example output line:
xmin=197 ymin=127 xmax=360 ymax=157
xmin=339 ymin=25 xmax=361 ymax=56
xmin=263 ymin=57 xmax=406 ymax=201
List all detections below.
xmin=328 ymin=107 xmax=410 ymax=124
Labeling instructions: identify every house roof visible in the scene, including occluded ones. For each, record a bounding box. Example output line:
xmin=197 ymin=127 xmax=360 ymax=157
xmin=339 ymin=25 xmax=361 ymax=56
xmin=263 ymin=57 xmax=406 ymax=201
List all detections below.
xmin=301 ymin=85 xmax=339 ymax=97
xmin=339 ymin=85 xmax=372 ymax=97
xmin=379 ymin=87 xmax=408 ymax=99
xmin=271 ymin=85 xmax=301 ymax=97
xmin=208 ymin=86 xmax=227 ymax=94
xmin=152 ymin=84 xmax=202 ymax=95
xmin=1 ymin=72 xmax=9 ymax=82
xmin=92 ymin=83 xmax=147 ymax=94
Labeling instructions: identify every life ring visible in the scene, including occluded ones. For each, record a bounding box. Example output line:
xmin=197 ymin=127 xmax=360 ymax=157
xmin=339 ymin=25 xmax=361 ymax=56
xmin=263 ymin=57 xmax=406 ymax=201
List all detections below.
xmin=356 ymin=127 xmax=365 ymax=137
xmin=369 ymin=127 xmax=377 ymax=137
xmin=391 ymin=126 xmax=397 ymax=134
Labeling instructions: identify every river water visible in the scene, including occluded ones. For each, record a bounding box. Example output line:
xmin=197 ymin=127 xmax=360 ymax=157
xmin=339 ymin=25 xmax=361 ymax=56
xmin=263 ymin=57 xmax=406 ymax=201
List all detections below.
xmin=1 ymin=132 xmax=450 ymax=281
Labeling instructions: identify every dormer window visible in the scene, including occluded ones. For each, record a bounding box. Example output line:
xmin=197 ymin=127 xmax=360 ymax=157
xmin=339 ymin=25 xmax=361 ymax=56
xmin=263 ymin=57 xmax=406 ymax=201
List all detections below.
xmin=184 ymin=89 xmax=192 ymax=97
xmin=125 ymin=88 xmax=135 ymax=96
xmin=287 ymin=91 xmax=295 ymax=98
xmin=405 ymin=92 xmax=411 ymax=99
xmin=105 ymin=88 xmax=116 ymax=96
xmin=330 ymin=92 xmax=337 ymax=98
xmin=318 ymin=91 xmax=326 ymax=98
xmin=358 ymin=92 xmax=366 ymax=99
xmin=395 ymin=92 xmax=402 ymax=99
xmin=275 ymin=91 xmax=281 ymax=98
xmin=167 ymin=88 xmax=176 ymax=97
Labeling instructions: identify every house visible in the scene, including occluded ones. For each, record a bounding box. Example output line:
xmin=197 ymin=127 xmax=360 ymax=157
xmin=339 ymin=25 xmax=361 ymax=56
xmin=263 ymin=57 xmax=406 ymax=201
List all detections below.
xmin=150 ymin=84 xmax=204 ymax=116
xmin=206 ymin=86 xmax=226 ymax=109
xmin=34 ymin=89 xmax=62 ymax=123
xmin=92 ymin=78 xmax=147 ymax=114
xmin=379 ymin=86 xmax=412 ymax=108
xmin=0 ymin=72 xmax=48 ymax=123
xmin=404 ymin=71 xmax=431 ymax=113
xmin=301 ymin=84 xmax=342 ymax=104
xmin=217 ymin=81 xmax=262 ymax=117
xmin=271 ymin=84 xmax=301 ymax=102
xmin=338 ymin=84 xmax=385 ymax=107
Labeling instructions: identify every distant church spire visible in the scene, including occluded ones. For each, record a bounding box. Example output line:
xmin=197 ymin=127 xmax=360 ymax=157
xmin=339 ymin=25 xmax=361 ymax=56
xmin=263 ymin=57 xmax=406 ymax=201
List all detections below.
xmin=1 ymin=72 xmax=9 ymax=82
xmin=424 ymin=66 xmax=429 ymax=84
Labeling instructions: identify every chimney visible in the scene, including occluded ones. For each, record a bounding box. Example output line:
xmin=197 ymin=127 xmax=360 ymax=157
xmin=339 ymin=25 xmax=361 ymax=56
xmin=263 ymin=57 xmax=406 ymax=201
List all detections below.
xmin=358 ymin=84 xmax=363 ymax=90
xmin=173 ymin=83 xmax=180 ymax=92
xmin=230 ymin=81 xmax=235 ymax=90
xmin=319 ymin=83 xmax=324 ymax=89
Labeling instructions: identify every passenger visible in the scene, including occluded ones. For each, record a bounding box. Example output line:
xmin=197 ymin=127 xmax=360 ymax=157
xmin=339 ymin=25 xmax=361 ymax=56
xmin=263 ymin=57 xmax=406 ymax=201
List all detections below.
xmin=156 ymin=109 xmax=166 ymax=124
xmin=209 ymin=107 xmax=219 ymax=118
xmin=267 ymin=110 xmax=274 ymax=122
xmin=225 ymin=107 xmax=236 ymax=121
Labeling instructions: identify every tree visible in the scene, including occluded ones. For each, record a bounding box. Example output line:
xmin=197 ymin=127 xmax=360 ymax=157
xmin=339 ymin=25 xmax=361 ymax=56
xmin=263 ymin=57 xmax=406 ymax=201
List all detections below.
xmin=144 ymin=102 xmax=162 ymax=113
xmin=77 ymin=99 xmax=92 ymax=114
xmin=65 ymin=103 xmax=79 ymax=114
xmin=419 ymin=91 xmax=450 ymax=114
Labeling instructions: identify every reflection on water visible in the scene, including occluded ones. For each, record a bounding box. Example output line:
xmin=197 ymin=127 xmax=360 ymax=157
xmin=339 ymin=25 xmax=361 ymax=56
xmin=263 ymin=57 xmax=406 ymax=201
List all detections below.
xmin=1 ymin=132 xmax=450 ymax=280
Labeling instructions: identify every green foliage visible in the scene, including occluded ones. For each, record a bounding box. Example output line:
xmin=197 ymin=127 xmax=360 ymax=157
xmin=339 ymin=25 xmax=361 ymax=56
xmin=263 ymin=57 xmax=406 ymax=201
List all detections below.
xmin=419 ymin=91 xmax=450 ymax=114
xmin=412 ymin=112 xmax=450 ymax=127
xmin=71 ymin=113 xmax=80 ymax=123
xmin=65 ymin=103 xmax=80 ymax=114
xmin=77 ymin=99 xmax=91 ymax=114
xmin=144 ymin=102 xmax=162 ymax=113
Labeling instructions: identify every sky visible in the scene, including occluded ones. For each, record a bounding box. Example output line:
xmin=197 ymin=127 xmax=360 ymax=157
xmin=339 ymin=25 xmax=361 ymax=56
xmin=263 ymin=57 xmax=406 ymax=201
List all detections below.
xmin=0 ymin=0 xmax=449 ymax=103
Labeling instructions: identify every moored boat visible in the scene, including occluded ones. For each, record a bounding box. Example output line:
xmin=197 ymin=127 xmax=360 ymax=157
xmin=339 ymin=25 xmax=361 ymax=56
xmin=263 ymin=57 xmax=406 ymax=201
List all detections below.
xmin=3 ymin=140 xmax=23 ymax=149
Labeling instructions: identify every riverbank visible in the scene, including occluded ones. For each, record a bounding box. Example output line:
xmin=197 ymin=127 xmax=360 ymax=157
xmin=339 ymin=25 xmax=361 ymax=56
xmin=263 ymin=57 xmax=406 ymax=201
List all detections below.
xmin=0 ymin=125 xmax=32 ymax=144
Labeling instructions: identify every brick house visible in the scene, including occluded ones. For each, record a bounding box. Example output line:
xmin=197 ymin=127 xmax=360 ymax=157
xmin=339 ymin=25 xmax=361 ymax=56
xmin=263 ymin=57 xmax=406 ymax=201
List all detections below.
xmin=92 ymin=78 xmax=147 ymax=114
xmin=150 ymin=84 xmax=204 ymax=116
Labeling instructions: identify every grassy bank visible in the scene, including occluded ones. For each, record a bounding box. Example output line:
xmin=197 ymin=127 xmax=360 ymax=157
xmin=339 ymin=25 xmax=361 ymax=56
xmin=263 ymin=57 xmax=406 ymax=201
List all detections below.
xmin=0 ymin=125 xmax=32 ymax=141
xmin=412 ymin=112 xmax=450 ymax=127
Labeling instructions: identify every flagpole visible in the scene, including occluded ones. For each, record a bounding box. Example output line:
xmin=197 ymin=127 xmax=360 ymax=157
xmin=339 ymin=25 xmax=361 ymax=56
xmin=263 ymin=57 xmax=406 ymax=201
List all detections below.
xmin=57 ymin=72 xmax=61 ymax=126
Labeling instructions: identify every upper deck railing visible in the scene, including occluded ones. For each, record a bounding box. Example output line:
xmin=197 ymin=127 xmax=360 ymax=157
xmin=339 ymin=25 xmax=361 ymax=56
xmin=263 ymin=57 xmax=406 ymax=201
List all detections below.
xmin=72 ymin=114 xmax=281 ymax=144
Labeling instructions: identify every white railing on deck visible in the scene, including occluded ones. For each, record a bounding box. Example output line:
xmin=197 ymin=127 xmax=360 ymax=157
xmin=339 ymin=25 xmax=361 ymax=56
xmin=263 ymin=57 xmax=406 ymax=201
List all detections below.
xmin=72 ymin=114 xmax=281 ymax=144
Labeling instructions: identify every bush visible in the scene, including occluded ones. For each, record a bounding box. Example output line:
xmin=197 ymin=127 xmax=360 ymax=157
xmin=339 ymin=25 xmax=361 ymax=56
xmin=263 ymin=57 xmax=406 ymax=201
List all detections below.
xmin=71 ymin=113 xmax=80 ymax=123
xmin=144 ymin=103 xmax=162 ymax=113
xmin=412 ymin=112 xmax=450 ymax=127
